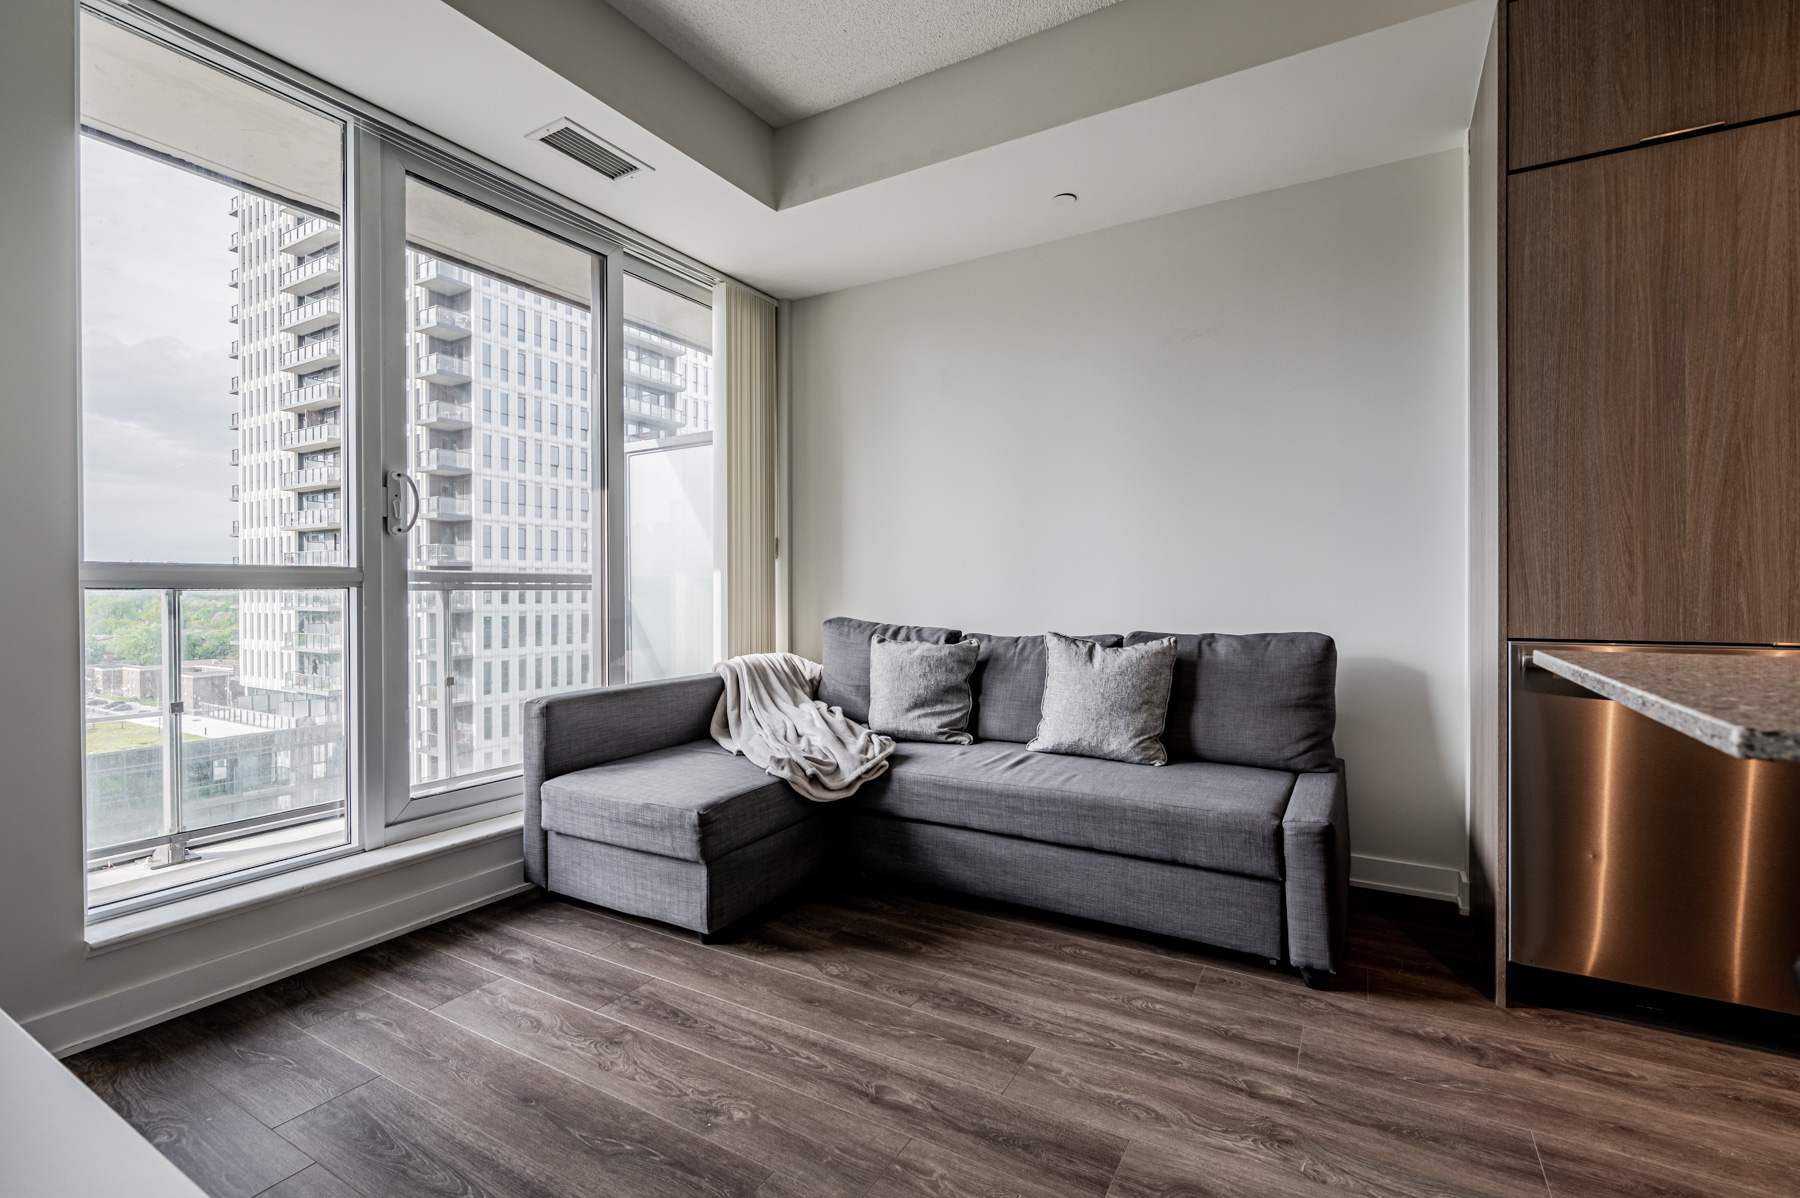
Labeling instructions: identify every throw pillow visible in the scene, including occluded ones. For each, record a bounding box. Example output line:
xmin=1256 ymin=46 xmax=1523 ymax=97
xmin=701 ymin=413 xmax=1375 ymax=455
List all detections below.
xmin=867 ymin=635 xmax=982 ymax=744
xmin=817 ymin=617 xmax=962 ymax=724
xmin=1029 ymin=632 xmax=1177 ymax=765
xmin=1123 ymin=631 xmax=1337 ymax=771
xmin=967 ymin=632 xmax=1124 ymax=743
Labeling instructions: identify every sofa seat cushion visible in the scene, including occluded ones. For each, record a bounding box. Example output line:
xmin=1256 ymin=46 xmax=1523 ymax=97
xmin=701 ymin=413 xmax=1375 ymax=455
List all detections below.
xmin=859 ymin=741 xmax=1296 ymax=880
xmin=540 ymin=740 xmax=815 ymax=863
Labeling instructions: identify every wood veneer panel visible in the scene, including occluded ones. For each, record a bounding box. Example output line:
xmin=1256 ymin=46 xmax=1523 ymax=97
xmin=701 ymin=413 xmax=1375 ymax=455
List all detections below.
xmin=1509 ymin=0 xmax=1800 ymax=170
xmin=1507 ymin=117 xmax=1800 ymax=642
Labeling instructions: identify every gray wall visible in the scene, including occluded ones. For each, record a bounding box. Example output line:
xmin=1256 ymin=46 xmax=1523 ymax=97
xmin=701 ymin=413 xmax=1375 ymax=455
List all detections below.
xmin=0 ymin=0 xmax=524 ymax=1055
xmin=791 ymin=149 xmax=1471 ymax=891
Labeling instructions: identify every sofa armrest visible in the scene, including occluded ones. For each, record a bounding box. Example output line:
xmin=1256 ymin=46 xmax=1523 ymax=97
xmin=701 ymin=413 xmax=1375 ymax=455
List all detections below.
xmin=1282 ymin=760 xmax=1350 ymax=974
xmin=522 ymin=673 xmax=724 ymax=887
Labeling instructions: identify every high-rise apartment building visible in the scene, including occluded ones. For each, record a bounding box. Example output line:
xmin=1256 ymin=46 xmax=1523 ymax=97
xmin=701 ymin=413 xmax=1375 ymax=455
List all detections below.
xmin=227 ymin=192 xmax=714 ymax=783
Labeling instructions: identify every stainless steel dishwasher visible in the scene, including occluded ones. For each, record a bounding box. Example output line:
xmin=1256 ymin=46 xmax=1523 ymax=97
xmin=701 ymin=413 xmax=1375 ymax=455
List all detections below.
xmin=1510 ymin=642 xmax=1800 ymax=1016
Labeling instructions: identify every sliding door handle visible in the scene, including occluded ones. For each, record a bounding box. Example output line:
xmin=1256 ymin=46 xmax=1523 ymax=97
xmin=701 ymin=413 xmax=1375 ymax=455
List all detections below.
xmin=386 ymin=470 xmax=420 ymax=535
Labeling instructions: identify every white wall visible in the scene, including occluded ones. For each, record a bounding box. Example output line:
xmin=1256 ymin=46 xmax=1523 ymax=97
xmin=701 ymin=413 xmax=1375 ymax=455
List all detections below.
xmin=0 ymin=0 xmax=525 ymax=1056
xmin=791 ymin=149 xmax=1471 ymax=890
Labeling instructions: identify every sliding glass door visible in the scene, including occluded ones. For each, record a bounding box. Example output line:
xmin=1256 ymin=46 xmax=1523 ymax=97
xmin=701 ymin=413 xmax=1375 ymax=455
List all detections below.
xmin=400 ymin=179 xmax=601 ymax=799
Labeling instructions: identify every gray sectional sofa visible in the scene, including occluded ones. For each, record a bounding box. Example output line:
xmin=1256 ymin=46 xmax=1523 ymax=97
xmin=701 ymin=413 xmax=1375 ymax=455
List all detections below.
xmin=524 ymin=619 xmax=1350 ymax=986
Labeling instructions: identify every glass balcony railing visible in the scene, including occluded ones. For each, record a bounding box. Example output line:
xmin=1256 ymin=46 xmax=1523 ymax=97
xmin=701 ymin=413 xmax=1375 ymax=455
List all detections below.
xmin=280 ymin=505 xmax=343 ymax=531
xmin=414 ymin=258 xmax=471 ymax=293
xmin=418 ymin=543 xmax=472 ymax=566
xmin=420 ymin=496 xmax=472 ymax=520
xmin=415 ymin=448 xmax=471 ymax=474
xmin=414 ymin=353 xmax=471 ymax=384
xmin=280 ymin=216 xmax=340 ymax=257
xmin=280 ymin=465 xmax=342 ymax=491
xmin=281 ymin=338 xmax=342 ymax=374
xmin=415 ymin=306 xmax=472 ymax=338
xmin=281 ymin=420 xmax=342 ymax=451
xmin=280 ymin=253 xmax=341 ymax=295
xmin=279 ymin=381 xmax=342 ymax=413
xmin=415 ymin=400 xmax=471 ymax=428
xmin=281 ymin=296 xmax=342 ymax=336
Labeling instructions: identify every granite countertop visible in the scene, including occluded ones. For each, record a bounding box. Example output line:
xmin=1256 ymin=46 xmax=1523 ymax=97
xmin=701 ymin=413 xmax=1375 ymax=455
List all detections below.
xmin=1531 ymin=648 xmax=1800 ymax=762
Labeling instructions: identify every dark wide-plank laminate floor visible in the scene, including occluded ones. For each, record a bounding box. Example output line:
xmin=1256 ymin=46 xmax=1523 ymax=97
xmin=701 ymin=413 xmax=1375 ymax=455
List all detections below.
xmin=65 ymin=887 xmax=1800 ymax=1198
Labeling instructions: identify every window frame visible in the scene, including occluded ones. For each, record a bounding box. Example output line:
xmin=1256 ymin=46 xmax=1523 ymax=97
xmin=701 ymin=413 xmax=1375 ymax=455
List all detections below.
xmin=74 ymin=0 xmax=661 ymax=923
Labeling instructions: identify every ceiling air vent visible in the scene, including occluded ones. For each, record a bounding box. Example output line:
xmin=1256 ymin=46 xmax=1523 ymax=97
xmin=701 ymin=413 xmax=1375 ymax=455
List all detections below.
xmin=529 ymin=119 xmax=651 ymax=182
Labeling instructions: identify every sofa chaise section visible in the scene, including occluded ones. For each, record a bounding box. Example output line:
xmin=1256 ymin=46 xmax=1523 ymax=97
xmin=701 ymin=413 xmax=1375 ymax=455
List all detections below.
xmin=524 ymin=675 xmax=832 ymax=937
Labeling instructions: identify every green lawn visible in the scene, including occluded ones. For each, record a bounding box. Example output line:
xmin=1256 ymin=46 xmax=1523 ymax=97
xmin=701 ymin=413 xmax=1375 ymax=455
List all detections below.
xmin=85 ymin=721 xmax=204 ymax=753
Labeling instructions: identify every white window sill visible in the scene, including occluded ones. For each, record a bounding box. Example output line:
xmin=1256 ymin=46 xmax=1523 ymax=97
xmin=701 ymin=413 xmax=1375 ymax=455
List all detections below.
xmin=84 ymin=813 xmax=524 ymax=956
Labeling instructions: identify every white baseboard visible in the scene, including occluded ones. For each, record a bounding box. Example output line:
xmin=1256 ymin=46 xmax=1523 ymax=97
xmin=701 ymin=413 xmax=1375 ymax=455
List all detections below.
xmin=34 ymin=862 xmax=530 ymax=1058
xmin=1350 ymin=853 xmax=1468 ymax=913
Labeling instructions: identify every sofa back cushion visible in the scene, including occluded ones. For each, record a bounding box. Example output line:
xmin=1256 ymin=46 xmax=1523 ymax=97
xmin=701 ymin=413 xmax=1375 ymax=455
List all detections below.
xmin=967 ymin=632 xmax=1123 ymax=743
xmin=819 ymin=617 xmax=961 ymax=724
xmin=1123 ymin=632 xmax=1336 ymax=771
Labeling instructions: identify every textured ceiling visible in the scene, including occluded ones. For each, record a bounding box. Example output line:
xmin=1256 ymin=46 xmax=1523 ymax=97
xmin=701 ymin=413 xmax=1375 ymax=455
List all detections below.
xmin=601 ymin=0 xmax=1124 ymax=126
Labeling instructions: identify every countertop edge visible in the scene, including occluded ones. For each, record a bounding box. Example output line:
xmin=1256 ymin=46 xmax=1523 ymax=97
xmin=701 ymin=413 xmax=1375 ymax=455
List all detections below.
xmin=1530 ymin=649 xmax=1757 ymax=759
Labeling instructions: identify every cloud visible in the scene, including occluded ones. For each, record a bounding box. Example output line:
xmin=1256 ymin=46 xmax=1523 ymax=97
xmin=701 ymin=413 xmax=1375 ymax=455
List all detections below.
xmin=81 ymin=137 xmax=239 ymax=563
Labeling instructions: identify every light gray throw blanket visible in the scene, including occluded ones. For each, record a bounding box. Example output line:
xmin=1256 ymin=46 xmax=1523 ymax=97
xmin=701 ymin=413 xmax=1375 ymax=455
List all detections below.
xmin=711 ymin=652 xmax=896 ymax=800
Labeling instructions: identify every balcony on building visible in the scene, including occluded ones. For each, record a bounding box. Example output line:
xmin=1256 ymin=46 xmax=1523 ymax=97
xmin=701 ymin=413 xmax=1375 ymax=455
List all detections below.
xmin=281 ymin=418 xmax=342 ymax=451
xmin=282 ymin=589 xmax=343 ymax=610
xmin=229 ymin=266 xmax=239 ymax=288
xmin=280 ymin=503 xmax=343 ymax=531
xmin=420 ymin=495 xmax=471 ymax=521
xmin=279 ymin=380 xmax=342 ymax=414
xmin=281 ymin=295 xmax=342 ymax=337
xmin=228 ymin=194 xmax=240 ymax=216
xmin=283 ymin=670 xmax=342 ymax=695
xmin=280 ymin=216 xmax=340 ymax=258
xmin=280 ymin=253 xmax=341 ymax=296
xmin=415 ymin=447 xmax=472 ymax=475
xmin=228 ymin=339 xmax=239 ymax=359
xmin=229 ymin=519 xmax=239 ymax=537
xmin=280 ymin=464 xmax=342 ymax=491
xmin=280 ymin=337 xmax=342 ymax=375
xmin=448 ymin=637 xmax=473 ymax=659
xmin=624 ymin=357 xmax=685 ymax=391
xmin=418 ymin=542 xmax=472 ymax=567
xmin=415 ymin=353 xmax=471 ymax=385
xmin=229 ymin=483 xmax=239 ymax=501
xmin=414 ymin=258 xmax=471 ymax=295
xmin=415 ymin=399 xmax=471 ymax=429
xmin=229 ymin=377 xmax=239 ymax=395
xmin=228 ymin=231 xmax=239 ymax=253
xmin=624 ymin=323 xmax=690 ymax=357
xmin=625 ymin=394 xmax=687 ymax=432
xmin=282 ymin=549 xmax=345 ymax=567
xmin=416 ymin=306 xmax=472 ymax=339
xmin=230 ymin=302 xmax=239 ymax=321
xmin=287 ymin=629 xmax=344 ymax=653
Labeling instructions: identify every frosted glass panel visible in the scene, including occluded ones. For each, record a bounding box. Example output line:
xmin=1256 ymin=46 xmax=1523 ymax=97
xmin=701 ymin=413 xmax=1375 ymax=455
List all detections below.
xmin=626 ymin=439 xmax=715 ymax=681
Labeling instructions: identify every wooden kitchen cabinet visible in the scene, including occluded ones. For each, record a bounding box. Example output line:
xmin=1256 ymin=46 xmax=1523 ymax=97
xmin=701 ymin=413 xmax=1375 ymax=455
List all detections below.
xmin=1509 ymin=0 xmax=1800 ymax=170
xmin=1507 ymin=115 xmax=1800 ymax=642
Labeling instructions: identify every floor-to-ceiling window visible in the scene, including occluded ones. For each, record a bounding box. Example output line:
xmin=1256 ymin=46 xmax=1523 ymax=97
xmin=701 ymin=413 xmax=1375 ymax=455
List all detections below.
xmin=73 ymin=5 xmax=724 ymax=919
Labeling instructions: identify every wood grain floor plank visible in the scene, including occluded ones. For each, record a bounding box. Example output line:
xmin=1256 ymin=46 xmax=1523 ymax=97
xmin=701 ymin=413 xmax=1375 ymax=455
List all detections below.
xmin=346 ymin=931 xmax=500 ymax=1009
xmin=418 ymin=917 xmax=650 ymax=1012
xmin=275 ymin=1077 xmax=562 ymax=1198
xmin=606 ymin=978 xmax=1127 ymax=1198
xmin=146 ymin=992 xmax=377 ymax=1127
xmin=306 ymin=993 xmax=770 ymax=1198
xmin=437 ymin=976 xmax=909 ymax=1198
xmin=474 ymin=898 xmax=630 ymax=956
xmin=252 ymin=1163 xmax=361 ymax=1198
xmin=506 ymin=907 xmax=1034 ymax=1093
xmin=1103 ymin=1137 xmax=1347 ymax=1198
xmin=858 ymin=1136 xmax=1080 ymax=1198
xmin=66 ymin=1033 xmax=314 ymax=1198
xmin=256 ymin=961 xmax=389 ymax=1031
xmin=834 ymin=913 xmax=1303 ymax=1071
xmin=1293 ymin=1025 xmax=1797 ymax=1198
xmin=834 ymin=890 xmax=1211 ymax=995
xmin=1007 ymin=1048 xmax=1551 ymax=1198
xmin=1529 ymin=1131 xmax=1777 ymax=1198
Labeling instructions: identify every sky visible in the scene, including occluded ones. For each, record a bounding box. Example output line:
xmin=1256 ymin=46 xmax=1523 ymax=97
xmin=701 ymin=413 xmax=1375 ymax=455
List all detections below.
xmin=81 ymin=137 xmax=239 ymax=563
